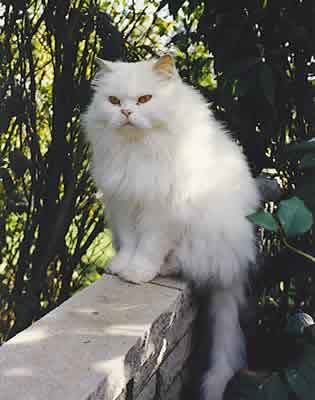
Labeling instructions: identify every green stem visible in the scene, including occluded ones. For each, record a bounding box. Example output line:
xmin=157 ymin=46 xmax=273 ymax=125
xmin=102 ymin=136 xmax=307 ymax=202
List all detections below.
xmin=282 ymin=236 xmax=315 ymax=263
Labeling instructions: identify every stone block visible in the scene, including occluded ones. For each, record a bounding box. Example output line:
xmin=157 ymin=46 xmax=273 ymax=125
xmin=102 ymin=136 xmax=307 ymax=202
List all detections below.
xmin=132 ymin=287 xmax=197 ymax=398
xmin=163 ymin=373 xmax=183 ymax=400
xmin=135 ymin=373 xmax=157 ymax=400
xmin=0 ymin=275 xmax=197 ymax=400
xmin=159 ymin=329 xmax=193 ymax=393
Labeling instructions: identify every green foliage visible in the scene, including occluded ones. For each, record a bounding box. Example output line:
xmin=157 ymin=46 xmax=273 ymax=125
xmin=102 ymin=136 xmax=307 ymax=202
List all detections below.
xmin=250 ymin=138 xmax=315 ymax=263
xmin=0 ymin=0 xmax=110 ymax=340
xmin=249 ymin=196 xmax=313 ymax=238
xmin=247 ymin=138 xmax=315 ymax=373
xmin=226 ymin=322 xmax=315 ymax=400
xmin=0 ymin=0 xmax=174 ymax=342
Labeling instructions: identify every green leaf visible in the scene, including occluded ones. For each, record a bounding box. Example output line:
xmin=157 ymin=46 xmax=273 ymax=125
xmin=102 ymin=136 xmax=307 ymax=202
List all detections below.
xmin=247 ymin=210 xmax=279 ymax=232
xmin=277 ymin=197 xmax=313 ymax=238
xmin=259 ymin=63 xmax=275 ymax=106
xmin=300 ymin=153 xmax=315 ymax=169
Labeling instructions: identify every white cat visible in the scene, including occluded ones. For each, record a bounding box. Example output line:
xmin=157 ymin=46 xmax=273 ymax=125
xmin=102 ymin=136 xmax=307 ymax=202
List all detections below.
xmin=82 ymin=55 xmax=260 ymax=400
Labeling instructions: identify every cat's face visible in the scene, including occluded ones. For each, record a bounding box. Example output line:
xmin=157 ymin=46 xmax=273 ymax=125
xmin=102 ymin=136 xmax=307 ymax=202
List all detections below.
xmin=91 ymin=55 xmax=177 ymax=131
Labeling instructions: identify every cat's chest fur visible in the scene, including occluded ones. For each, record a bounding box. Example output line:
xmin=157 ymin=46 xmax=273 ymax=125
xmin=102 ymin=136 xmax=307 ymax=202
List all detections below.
xmin=91 ymin=128 xmax=179 ymax=204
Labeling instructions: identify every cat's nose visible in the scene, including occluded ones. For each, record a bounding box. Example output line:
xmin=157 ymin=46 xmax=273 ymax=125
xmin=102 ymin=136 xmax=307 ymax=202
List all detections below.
xmin=121 ymin=109 xmax=132 ymax=118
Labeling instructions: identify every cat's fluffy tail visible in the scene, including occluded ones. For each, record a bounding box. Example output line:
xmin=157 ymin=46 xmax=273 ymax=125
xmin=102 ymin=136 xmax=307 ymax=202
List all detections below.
xmin=201 ymin=284 xmax=246 ymax=400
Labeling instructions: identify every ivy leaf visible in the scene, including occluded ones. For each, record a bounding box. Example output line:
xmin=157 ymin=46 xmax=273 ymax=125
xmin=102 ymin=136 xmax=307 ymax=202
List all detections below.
xmin=247 ymin=210 xmax=279 ymax=232
xmin=259 ymin=63 xmax=275 ymax=106
xmin=277 ymin=197 xmax=313 ymax=238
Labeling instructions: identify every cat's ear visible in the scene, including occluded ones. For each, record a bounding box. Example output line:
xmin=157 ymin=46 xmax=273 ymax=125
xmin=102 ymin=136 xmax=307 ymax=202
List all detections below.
xmin=153 ymin=55 xmax=177 ymax=80
xmin=95 ymin=57 xmax=113 ymax=73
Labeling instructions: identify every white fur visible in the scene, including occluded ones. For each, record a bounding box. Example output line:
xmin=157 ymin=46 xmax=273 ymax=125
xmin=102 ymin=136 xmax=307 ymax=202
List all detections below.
xmin=82 ymin=57 xmax=260 ymax=400
xmin=202 ymin=284 xmax=247 ymax=400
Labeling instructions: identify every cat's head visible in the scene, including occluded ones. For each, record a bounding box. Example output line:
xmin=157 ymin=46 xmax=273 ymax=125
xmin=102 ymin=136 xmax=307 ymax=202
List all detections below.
xmin=90 ymin=55 xmax=179 ymax=131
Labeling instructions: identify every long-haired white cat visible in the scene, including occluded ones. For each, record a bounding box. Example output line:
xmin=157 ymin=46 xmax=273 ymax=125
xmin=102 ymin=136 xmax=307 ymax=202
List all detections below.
xmin=82 ymin=55 xmax=260 ymax=400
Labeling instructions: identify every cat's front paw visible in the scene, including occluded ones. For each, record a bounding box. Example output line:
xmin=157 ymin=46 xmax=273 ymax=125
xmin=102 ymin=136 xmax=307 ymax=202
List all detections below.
xmin=118 ymin=259 xmax=160 ymax=284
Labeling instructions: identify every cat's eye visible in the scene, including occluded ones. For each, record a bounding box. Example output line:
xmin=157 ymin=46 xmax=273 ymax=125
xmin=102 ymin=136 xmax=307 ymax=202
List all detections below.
xmin=137 ymin=95 xmax=152 ymax=104
xmin=109 ymin=96 xmax=120 ymax=105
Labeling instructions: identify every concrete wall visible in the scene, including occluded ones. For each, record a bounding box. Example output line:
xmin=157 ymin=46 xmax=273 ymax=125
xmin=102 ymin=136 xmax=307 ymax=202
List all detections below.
xmin=0 ymin=275 xmax=198 ymax=400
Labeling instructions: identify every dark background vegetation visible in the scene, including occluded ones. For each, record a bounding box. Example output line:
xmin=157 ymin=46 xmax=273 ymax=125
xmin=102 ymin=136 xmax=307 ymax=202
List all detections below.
xmin=0 ymin=0 xmax=315 ymax=372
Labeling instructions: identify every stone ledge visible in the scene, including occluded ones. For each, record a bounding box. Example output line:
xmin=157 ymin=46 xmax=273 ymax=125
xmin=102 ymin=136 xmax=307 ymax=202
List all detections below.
xmin=0 ymin=275 xmax=197 ymax=400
